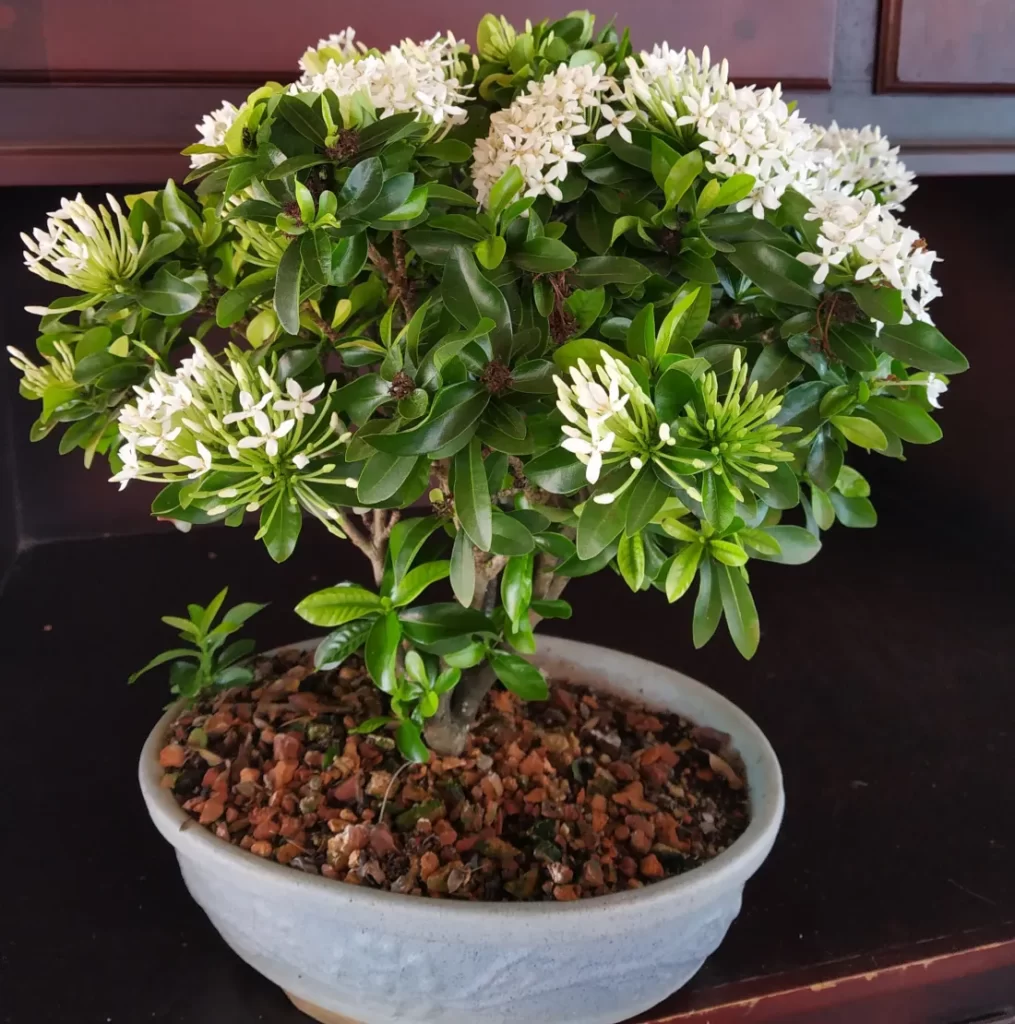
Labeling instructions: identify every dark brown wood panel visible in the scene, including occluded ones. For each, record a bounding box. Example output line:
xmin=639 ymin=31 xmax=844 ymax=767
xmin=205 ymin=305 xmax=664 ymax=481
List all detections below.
xmin=878 ymin=0 xmax=1015 ymax=93
xmin=0 ymin=0 xmax=837 ymax=87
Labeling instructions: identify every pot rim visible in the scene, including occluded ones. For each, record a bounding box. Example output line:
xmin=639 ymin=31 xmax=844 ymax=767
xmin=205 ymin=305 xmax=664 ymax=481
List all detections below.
xmin=140 ymin=634 xmax=784 ymax=924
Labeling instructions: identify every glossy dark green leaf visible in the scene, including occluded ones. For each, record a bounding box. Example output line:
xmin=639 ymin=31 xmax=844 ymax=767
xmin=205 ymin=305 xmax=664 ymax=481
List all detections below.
xmin=366 ymin=382 xmax=489 ymax=456
xmin=390 ymin=560 xmax=451 ymax=608
xmin=300 ymin=229 xmax=332 ymax=286
xmin=828 ymin=491 xmax=877 ymax=528
xmin=330 ymin=233 xmax=368 ymax=286
xmin=571 ymin=256 xmax=652 ymax=288
xmin=333 ymin=373 xmax=391 ymax=424
xmin=727 ymin=242 xmax=819 ymax=307
xmin=501 ymin=552 xmax=534 ymax=629
xmin=399 ymin=603 xmax=497 ymax=648
xmin=138 ymin=268 xmax=201 ymax=315
xmin=754 ymin=525 xmax=822 ymax=564
xmin=874 ymin=321 xmax=968 ymax=374
xmin=358 ymin=451 xmax=422 ymax=504
xmin=654 ymin=365 xmax=698 ymax=423
xmin=828 ymin=324 xmax=878 ymax=372
xmin=863 ymin=396 xmax=942 ymax=444
xmin=702 ymin=473 xmax=736 ymax=532
xmin=773 ymin=381 xmax=831 ymax=433
xmin=489 ymin=651 xmax=548 ymax=701
xmin=391 ymin=516 xmax=442 ymax=582
xmin=395 ymin=720 xmax=430 ymax=763
xmin=365 ymin=612 xmax=402 ymax=694
xmin=273 ymin=241 xmax=302 ymax=334
xmin=692 ymin=556 xmax=723 ymax=649
xmin=519 ymin=447 xmax=586 ymax=494
xmin=576 ymin=480 xmax=632 ymax=559
xmin=314 ymin=619 xmax=374 ymax=670
xmin=717 ymin=564 xmax=759 ymax=659
xmin=442 ymin=246 xmax=512 ymax=356
xmin=489 ymin=509 xmax=536 ymax=555
xmin=513 ymin=236 xmax=577 ymax=273
xmin=762 ymin=462 xmax=801 ymax=509
xmin=259 ymin=488 xmax=301 ymax=562
xmin=450 ymin=529 xmax=476 ymax=607
xmin=806 ymin=427 xmax=844 ymax=491
xmin=749 ymin=341 xmax=804 ymax=393
xmin=360 ymin=172 xmax=415 ymax=221
xmin=662 ymin=149 xmax=703 ymax=210
xmin=337 ymin=157 xmax=384 ymax=218
xmin=847 ymin=283 xmax=904 ymax=326
xmin=277 ymin=95 xmax=327 ymax=145
xmin=625 ymin=468 xmax=669 ymax=535
xmin=576 ymin=193 xmax=613 ymax=255
xmin=453 ymin=437 xmax=492 ymax=551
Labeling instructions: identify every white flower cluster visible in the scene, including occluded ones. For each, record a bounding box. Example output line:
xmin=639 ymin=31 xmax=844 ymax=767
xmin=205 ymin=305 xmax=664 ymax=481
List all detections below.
xmin=190 ymin=101 xmax=241 ymax=169
xmin=298 ymin=28 xmax=366 ymax=78
xmin=473 ymin=62 xmax=615 ymax=206
xmin=21 ymin=193 xmax=147 ymax=298
xmin=300 ymin=32 xmax=471 ymax=131
xmin=623 ymin=45 xmax=818 ymax=218
xmin=552 ymin=352 xmax=692 ymax=505
xmin=796 ymin=189 xmax=941 ymax=322
xmin=112 ymin=343 xmax=356 ymax=535
xmin=810 ymin=122 xmax=916 ymax=210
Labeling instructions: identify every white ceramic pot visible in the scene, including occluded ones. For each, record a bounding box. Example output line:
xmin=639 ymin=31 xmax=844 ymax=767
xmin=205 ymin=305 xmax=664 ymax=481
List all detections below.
xmin=140 ymin=636 xmax=784 ymax=1024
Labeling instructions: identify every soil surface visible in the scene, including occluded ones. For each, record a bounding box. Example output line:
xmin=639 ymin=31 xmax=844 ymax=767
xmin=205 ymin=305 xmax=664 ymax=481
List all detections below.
xmin=159 ymin=648 xmax=750 ymax=901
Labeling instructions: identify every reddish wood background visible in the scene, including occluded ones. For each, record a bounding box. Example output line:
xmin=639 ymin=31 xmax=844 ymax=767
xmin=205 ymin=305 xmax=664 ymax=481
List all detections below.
xmin=0 ymin=0 xmax=838 ymax=86
xmin=878 ymin=0 xmax=1015 ymax=92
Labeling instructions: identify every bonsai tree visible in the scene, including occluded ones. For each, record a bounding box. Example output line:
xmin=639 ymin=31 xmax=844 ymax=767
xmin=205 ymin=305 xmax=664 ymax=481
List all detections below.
xmin=9 ymin=12 xmax=966 ymax=762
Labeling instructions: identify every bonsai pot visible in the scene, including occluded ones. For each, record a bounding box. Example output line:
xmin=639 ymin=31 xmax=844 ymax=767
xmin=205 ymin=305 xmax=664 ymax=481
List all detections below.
xmin=140 ymin=635 xmax=784 ymax=1024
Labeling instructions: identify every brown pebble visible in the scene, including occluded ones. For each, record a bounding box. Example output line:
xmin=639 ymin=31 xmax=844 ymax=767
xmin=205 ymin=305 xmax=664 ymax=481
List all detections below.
xmin=420 ymin=851 xmax=440 ymax=880
xmin=159 ymin=745 xmax=187 ymax=768
xmin=640 ymin=854 xmax=664 ymax=879
xmin=553 ymin=884 xmax=581 ymax=901
xmin=199 ymin=799 xmax=225 ymax=825
xmin=250 ymin=841 xmax=273 ymax=858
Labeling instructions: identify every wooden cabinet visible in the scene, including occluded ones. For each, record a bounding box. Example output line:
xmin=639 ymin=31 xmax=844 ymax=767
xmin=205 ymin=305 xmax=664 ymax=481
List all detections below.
xmin=878 ymin=0 xmax=1015 ymax=92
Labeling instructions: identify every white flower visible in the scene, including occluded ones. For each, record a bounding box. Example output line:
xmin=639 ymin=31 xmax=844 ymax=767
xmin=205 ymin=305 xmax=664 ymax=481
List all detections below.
xmin=236 ymin=418 xmax=296 ymax=458
xmin=595 ymin=103 xmax=636 ymax=143
xmin=191 ymin=101 xmax=241 ymax=168
xmin=472 ymin=63 xmax=616 ymax=206
xmin=562 ymin=427 xmax=616 ymax=484
xmin=298 ymin=33 xmax=470 ymax=133
xmin=292 ymin=453 xmax=311 ymax=470
xmin=809 ymin=122 xmax=916 ymax=210
xmin=21 ymin=193 xmax=147 ymax=296
xmin=796 ymin=235 xmax=848 ymax=284
xmin=925 ymin=373 xmax=948 ymax=409
xmin=298 ymin=28 xmax=365 ymax=77
xmin=274 ymin=378 xmax=325 ymax=420
xmin=223 ymin=390 xmax=271 ymax=431
xmin=110 ymin=443 xmax=140 ymax=491
xmin=178 ymin=441 xmax=214 ymax=478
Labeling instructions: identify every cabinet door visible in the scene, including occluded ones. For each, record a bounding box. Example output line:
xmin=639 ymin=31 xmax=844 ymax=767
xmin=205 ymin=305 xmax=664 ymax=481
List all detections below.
xmin=0 ymin=0 xmax=837 ymax=88
xmin=878 ymin=0 xmax=1015 ymax=92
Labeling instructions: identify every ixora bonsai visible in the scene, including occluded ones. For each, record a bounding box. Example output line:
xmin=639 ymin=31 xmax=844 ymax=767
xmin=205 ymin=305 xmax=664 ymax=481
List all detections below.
xmin=10 ymin=11 xmax=966 ymax=1024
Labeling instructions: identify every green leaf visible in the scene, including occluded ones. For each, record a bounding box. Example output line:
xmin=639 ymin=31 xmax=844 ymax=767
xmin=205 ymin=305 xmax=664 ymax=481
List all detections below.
xmin=576 ymin=482 xmax=631 ymax=559
xmin=863 ymin=396 xmax=942 ymax=444
xmin=161 ymin=179 xmax=199 ymax=232
xmin=391 ymin=515 xmax=443 ymax=582
xmin=450 ymin=529 xmax=476 ymax=607
xmin=357 ymin=452 xmax=420 ymax=504
xmin=553 ymin=337 xmax=640 ymax=377
xmin=488 ymin=165 xmax=524 ymax=221
xmin=295 ymin=584 xmax=383 ymax=627
xmin=806 ymin=427 xmax=844 ymax=492
xmin=665 ymin=543 xmax=703 ymax=602
xmin=442 ymin=246 xmax=512 ymax=356
xmin=277 ymin=95 xmax=327 ymax=145
xmin=350 ymin=716 xmax=393 ymax=736
xmin=749 ymin=341 xmax=804 ymax=393
xmin=337 ymin=157 xmax=385 ymax=218
xmin=365 ymin=611 xmax=402 ymax=694
xmin=453 ymin=437 xmax=492 ymax=550
xmin=835 ymin=465 xmax=870 ymax=498
xmin=366 ymin=382 xmax=489 ymax=456
xmin=138 ymin=267 xmax=201 ymax=315
xmin=847 ymin=284 xmax=904 ymax=326
xmin=727 ymin=242 xmax=819 ymax=307
xmin=811 ymin=485 xmax=836 ymax=530
xmin=662 ymin=150 xmax=703 ymax=211
xmin=273 ymin=242 xmax=302 ymax=334
xmin=330 ymin=233 xmax=369 ymax=286
xmin=524 ymin=448 xmax=587 ymax=495
xmin=314 ymin=619 xmax=374 ymax=670
xmin=827 ymin=325 xmax=878 ymax=372
xmin=625 ymin=468 xmax=669 ymax=535
xmin=475 ymin=235 xmax=507 ymax=270
xmin=489 ymin=651 xmax=549 ymax=701
xmin=489 ymin=509 xmax=536 ymax=555
xmin=444 ymin=640 xmax=487 ymax=669
xmin=830 ymin=414 xmax=889 ymax=452
xmin=399 ymin=604 xmax=497 ymax=649
xmin=692 ymin=557 xmax=722 ymax=649
xmin=333 ymin=373 xmax=391 ymax=424
xmin=128 ymin=648 xmax=198 ymax=685
xmin=654 ymin=286 xmax=700 ymax=361
xmin=617 ymin=532 xmax=646 ymax=591
xmin=754 ymin=525 xmax=822 ymax=564
xmin=712 ymin=173 xmax=756 ymax=209
xmin=513 ymin=237 xmax=577 ymax=273
xmin=717 ymin=565 xmax=759 ymax=659
xmin=702 ymin=473 xmax=736 ymax=532
xmin=391 ymin=561 xmax=451 ymax=608
xmin=828 ymin=491 xmax=877 ymax=528
xmin=650 ymin=135 xmax=680 ymax=188
xmin=501 ymin=553 xmax=534 ymax=629
xmin=259 ymin=488 xmax=301 ymax=562
xmin=874 ymin=321 xmax=968 ymax=375
xmin=300 ymin=229 xmax=332 ymax=286
xmin=571 ymin=257 xmax=652 ymax=288
xmin=264 ymin=153 xmax=329 ymax=180
xmin=395 ymin=720 xmax=430 ymax=763
xmin=427 ymin=183 xmax=478 ymax=206
xmin=736 ymin=528 xmax=781 ymax=558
